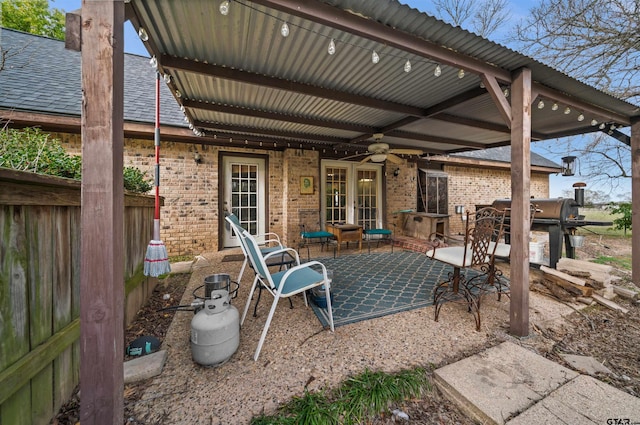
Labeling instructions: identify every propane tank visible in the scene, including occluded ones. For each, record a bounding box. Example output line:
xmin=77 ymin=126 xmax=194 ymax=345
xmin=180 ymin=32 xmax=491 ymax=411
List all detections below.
xmin=190 ymin=289 xmax=240 ymax=366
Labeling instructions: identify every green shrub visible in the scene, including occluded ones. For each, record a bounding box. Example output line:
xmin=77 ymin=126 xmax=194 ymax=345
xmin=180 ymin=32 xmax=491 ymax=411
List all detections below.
xmin=0 ymin=127 xmax=81 ymax=178
xmin=0 ymin=127 xmax=152 ymax=194
xmin=124 ymin=166 xmax=153 ymax=193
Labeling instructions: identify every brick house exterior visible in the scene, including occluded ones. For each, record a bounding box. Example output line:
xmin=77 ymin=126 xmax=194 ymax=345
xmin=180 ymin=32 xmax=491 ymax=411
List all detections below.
xmin=2 ymin=29 xmax=560 ymax=256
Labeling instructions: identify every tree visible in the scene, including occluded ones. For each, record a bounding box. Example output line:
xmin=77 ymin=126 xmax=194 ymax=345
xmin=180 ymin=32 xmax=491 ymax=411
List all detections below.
xmin=1 ymin=0 xmax=66 ymax=40
xmin=607 ymin=202 xmax=632 ymax=235
xmin=431 ymin=0 xmax=511 ymax=39
xmin=513 ymin=0 xmax=636 ymax=197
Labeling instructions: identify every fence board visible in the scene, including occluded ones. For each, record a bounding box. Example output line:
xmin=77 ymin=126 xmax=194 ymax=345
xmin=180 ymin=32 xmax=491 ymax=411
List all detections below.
xmin=1 ymin=384 xmax=31 ymax=425
xmin=0 ymin=170 xmax=156 ymax=424
xmin=0 ymin=206 xmax=30 ymax=371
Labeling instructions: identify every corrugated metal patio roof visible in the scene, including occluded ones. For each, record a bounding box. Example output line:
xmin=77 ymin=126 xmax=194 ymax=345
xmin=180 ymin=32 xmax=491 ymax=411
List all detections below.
xmin=125 ymin=0 xmax=639 ymax=158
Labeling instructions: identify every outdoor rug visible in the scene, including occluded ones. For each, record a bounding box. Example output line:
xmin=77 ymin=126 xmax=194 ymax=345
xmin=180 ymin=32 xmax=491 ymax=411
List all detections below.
xmin=308 ymin=251 xmax=491 ymax=328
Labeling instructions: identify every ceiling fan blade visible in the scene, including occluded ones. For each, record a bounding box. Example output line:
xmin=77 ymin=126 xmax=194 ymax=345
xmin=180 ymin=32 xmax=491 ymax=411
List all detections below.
xmin=359 ymin=155 xmax=373 ymax=164
xmin=388 ymin=149 xmax=423 ymax=155
xmin=341 ymin=152 xmax=368 ymax=161
xmin=386 ymin=153 xmax=404 ymax=164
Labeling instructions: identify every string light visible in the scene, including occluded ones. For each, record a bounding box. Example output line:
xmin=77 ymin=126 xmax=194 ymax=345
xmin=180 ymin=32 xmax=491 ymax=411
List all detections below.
xmin=591 ymin=119 xmax=598 ymax=126
xmin=149 ymin=56 xmax=157 ymax=69
xmin=434 ymin=64 xmax=441 ymax=77
xmin=404 ymin=60 xmax=412 ymax=73
xmin=371 ymin=50 xmax=380 ymax=64
xmin=219 ymin=0 xmax=230 ymax=15
xmin=175 ymin=89 xmax=182 ymax=98
xmin=137 ymin=28 xmax=148 ymax=42
xmin=537 ymin=99 xmax=545 ymax=109
xmin=551 ymin=103 xmax=559 ymax=111
xmin=577 ymin=113 xmax=584 ymax=121
xmin=328 ymin=39 xmax=336 ymax=55
xmin=599 ymin=123 xmax=606 ymax=130
xmin=457 ymin=68 xmax=465 ymax=79
xmin=163 ymin=74 xmax=171 ymax=84
xmin=564 ymin=107 xmax=571 ymax=114
xmin=280 ymin=22 xmax=290 ymax=37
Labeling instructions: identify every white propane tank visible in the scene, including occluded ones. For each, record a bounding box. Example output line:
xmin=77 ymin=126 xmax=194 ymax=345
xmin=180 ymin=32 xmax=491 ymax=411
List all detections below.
xmin=190 ymin=289 xmax=240 ymax=366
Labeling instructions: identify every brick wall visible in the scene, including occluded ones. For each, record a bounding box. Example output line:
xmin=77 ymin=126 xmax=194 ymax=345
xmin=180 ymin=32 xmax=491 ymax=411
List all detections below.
xmin=445 ymin=165 xmax=550 ymax=235
xmin=52 ymin=132 xmax=550 ymax=255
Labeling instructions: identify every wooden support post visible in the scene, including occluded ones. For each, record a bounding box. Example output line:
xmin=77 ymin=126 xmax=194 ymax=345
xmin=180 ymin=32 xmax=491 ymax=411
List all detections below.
xmin=80 ymin=1 xmax=125 ymax=424
xmin=509 ymin=68 xmax=532 ymax=337
xmin=632 ymin=118 xmax=639 ymax=287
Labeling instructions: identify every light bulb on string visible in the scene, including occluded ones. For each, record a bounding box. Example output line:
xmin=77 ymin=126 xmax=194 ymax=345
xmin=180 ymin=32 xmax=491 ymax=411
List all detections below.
xmin=404 ymin=60 xmax=412 ymax=73
xmin=599 ymin=123 xmax=606 ymax=129
xmin=551 ymin=103 xmax=559 ymax=111
xmin=591 ymin=119 xmax=598 ymax=126
xmin=457 ymin=68 xmax=465 ymax=79
xmin=434 ymin=64 xmax=441 ymax=77
xmin=149 ymin=56 xmax=157 ymax=69
xmin=328 ymin=39 xmax=336 ymax=55
xmin=537 ymin=99 xmax=545 ymax=109
xmin=564 ymin=107 xmax=571 ymax=114
xmin=577 ymin=113 xmax=584 ymax=121
xmin=138 ymin=28 xmax=148 ymax=42
xmin=163 ymin=73 xmax=171 ymax=84
xmin=219 ymin=0 xmax=230 ymax=15
xmin=371 ymin=50 xmax=380 ymax=64
xmin=503 ymin=87 xmax=509 ymax=97
xmin=280 ymin=22 xmax=289 ymax=37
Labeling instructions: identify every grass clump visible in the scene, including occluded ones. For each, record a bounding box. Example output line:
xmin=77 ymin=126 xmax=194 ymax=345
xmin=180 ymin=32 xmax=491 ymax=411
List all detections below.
xmin=250 ymin=367 xmax=429 ymax=425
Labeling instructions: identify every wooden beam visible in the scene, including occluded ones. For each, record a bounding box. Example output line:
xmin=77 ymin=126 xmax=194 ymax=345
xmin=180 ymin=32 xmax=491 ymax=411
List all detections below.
xmin=632 ymin=118 xmax=640 ymax=287
xmin=80 ymin=1 xmax=125 ymax=423
xmin=481 ymin=74 xmax=511 ymax=128
xmin=64 ymin=9 xmax=82 ymax=52
xmin=385 ymin=130 xmax=488 ymax=149
xmin=509 ymin=67 xmax=532 ymax=337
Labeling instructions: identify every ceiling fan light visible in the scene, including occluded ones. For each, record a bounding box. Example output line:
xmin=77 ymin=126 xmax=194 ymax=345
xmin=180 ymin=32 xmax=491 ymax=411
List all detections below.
xmin=370 ymin=153 xmax=387 ymax=162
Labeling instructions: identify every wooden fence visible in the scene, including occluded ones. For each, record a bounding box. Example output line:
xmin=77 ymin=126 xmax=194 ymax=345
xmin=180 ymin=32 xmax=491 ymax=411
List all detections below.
xmin=0 ymin=168 xmax=157 ymax=425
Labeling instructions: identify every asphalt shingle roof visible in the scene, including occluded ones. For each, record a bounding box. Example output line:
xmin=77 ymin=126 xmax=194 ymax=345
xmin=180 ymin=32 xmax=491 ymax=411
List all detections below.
xmin=0 ymin=28 xmax=185 ymax=128
xmin=451 ymin=146 xmax=561 ymax=169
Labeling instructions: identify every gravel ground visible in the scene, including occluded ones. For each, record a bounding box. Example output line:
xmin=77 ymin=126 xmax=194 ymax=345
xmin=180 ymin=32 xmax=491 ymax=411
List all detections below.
xmin=124 ymin=246 xmax=580 ymax=424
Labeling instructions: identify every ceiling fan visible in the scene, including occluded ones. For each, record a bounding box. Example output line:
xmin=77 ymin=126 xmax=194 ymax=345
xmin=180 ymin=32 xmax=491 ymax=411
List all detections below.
xmin=343 ymin=133 xmax=423 ymax=164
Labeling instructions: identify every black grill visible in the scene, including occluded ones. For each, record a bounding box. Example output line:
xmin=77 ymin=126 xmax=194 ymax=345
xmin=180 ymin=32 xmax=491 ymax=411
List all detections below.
xmin=491 ymin=195 xmax=611 ymax=268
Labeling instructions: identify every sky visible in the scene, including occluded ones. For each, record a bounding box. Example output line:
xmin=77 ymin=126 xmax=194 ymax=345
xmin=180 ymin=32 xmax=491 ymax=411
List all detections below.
xmin=48 ymin=0 xmax=631 ymax=201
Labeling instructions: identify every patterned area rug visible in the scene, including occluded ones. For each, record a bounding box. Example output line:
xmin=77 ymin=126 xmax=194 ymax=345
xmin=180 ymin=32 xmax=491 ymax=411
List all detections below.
xmin=309 ymin=251 xmax=485 ymax=328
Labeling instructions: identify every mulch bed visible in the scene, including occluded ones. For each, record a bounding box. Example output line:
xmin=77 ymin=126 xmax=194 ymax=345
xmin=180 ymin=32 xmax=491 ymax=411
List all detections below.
xmin=50 ymin=273 xmax=190 ymax=425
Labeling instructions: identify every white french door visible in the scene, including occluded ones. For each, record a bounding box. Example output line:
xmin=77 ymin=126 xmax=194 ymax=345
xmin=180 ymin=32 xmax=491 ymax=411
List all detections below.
xmin=222 ymin=156 xmax=266 ymax=247
xmin=321 ymin=160 xmax=383 ymax=229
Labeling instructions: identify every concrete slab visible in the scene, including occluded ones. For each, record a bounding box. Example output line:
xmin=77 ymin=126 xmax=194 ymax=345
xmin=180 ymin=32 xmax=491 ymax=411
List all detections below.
xmin=507 ymin=375 xmax=640 ymax=425
xmin=124 ymin=350 xmax=168 ymax=384
xmin=561 ymin=354 xmax=614 ymax=377
xmin=170 ymin=261 xmax=194 ymax=274
xmin=434 ymin=342 xmax=578 ymax=424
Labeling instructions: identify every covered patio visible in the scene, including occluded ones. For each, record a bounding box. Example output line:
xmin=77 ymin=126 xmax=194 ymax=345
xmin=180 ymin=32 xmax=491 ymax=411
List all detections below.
xmin=72 ymin=0 xmax=639 ymax=422
xmin=130 ymin=246 xmax=575 ymax=424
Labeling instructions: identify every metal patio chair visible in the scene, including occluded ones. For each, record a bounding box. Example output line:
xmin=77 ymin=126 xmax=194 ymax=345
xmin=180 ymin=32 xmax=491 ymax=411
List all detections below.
xmin=225 ymin=212 xmax=284 ymax=283
xmin=239 ymin=228 xmax=334 ymax=361
xmin=426 ymin=207 xmax=505 ymax=330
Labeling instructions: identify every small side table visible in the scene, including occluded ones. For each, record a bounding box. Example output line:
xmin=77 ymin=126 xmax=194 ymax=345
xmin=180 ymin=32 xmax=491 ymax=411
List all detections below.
xmin=326 ymin=223 xmax=363 ymax=255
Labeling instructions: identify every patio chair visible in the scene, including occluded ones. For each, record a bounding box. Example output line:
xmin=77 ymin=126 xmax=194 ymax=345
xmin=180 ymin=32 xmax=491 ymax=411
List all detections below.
xmin=225 ymin=212 xmax=284 ymax=284
xmin=484 ymin=203 xmax=538 ymax=300
xmin=298 ymin=209 xmax=335 ymax=260
xmin=426 ymin=207 xmax=505 ymax=331
xmin=363 ymin=224 xmax=394 ymax=253
xmin=239 ymin=228 xmax=334 ymax=360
